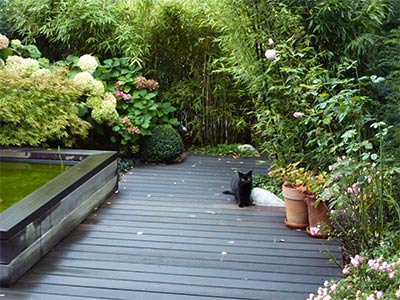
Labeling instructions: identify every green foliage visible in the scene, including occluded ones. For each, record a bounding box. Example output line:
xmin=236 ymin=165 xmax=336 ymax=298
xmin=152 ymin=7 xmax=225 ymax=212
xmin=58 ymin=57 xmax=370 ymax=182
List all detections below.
xmin=6 ymin=0 xmax=123 ymax=58
xmin=9 ymin=39 xmax=42 ymax=59
xmin=0 ymin=0 xmax=14 ymax=37
xmin=321 ymin=124 xmax=400 ymax=256
xmin=94 ymin=57 xmax=141 ymax=93
xmin=252 ymin=174 xmax=282 ymax=198
xmin=191 ymin=144 xmax=256 ymax=158
xmin=0 ymin=66 xmax=90 ymax=147
xmin=139 ymin=125 xmax=184 ymax=163
xmin=146 ymin=0 xmax=248 ymax=145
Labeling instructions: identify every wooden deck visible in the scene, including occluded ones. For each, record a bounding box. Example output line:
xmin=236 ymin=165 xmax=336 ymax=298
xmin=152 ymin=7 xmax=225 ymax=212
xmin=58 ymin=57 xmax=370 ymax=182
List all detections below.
xmin=1 ymin=154 xmax=342 ymax=300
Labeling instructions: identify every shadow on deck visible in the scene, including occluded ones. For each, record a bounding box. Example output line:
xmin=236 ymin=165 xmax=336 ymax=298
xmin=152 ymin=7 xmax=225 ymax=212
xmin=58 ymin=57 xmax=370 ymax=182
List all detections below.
xmin=1 ymin=154 xmax=342 ymax=300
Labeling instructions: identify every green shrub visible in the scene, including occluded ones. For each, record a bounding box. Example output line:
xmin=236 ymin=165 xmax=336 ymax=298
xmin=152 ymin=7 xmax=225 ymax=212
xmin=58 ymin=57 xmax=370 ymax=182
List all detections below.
xmin=139 ymin=125 xmax=184 ymax=163
xmin=0 ymin=61 xmax=90 ymax=147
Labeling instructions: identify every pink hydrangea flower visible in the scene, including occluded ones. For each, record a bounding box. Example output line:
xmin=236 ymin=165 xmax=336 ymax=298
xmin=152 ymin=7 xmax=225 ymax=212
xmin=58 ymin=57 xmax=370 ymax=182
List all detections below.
xmin=122 ymin=93 xmax=132 ymax=100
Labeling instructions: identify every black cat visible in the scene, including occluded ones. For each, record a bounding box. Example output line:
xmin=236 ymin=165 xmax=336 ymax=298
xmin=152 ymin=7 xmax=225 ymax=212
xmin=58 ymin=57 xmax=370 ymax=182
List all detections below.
xmin=223 ymin=170 xmax=253 ymax=208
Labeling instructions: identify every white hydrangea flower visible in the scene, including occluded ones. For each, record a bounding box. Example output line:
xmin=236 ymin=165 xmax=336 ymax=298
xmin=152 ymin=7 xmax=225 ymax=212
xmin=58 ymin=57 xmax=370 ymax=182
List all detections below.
xmin=73 ymin=71 xmax=95 ymax=92
xmin=10 ymin=39 xmax=22 ymax=47
xmin=73 ymin=71 xmax=104 ymax=96
xmin=91 ymin=101 xmax=118 ymax=125
xmin=103 ymin=92 xmax=117 ymax=106
xmin=77 ymin=54 xmax=98 ymax=74
xmin=21 ymin=58 xmax=40 ymax=74
xmin=0 ymin=34 xmax=10 ymax=49
xmin=91 ymin=79 xmax=105 ymax=97
xmin=86 ymin=96 xmax=103 ymax=109
xmin=5 ymin=56 xmax=40 ymax=76
xmin=6 ymin=55 xmax=24 ymax=67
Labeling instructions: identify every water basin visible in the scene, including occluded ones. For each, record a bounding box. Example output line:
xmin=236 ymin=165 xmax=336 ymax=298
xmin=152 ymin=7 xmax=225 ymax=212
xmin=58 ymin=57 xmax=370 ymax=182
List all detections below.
xmin=0 ymin=148 xmax=118 ymax=286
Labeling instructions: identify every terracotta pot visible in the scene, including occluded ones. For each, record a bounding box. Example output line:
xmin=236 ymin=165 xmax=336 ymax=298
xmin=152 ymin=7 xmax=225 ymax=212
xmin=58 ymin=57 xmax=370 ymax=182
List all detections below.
xmin=282 ymin=184 xmax=308 ymax=229
xmin=305 ymin=195 xmax=330 ymax=239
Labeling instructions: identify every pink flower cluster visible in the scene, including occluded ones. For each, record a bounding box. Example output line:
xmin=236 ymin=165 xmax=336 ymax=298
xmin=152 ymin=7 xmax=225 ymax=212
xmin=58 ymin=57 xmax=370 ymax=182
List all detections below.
xmin=121 ymin=116 xmax=140 ymax=135
xmin=115 ymin=90 xmax=132 ymax=101
xmin=307 ymin=280 xmax=336 ymax=300
xmin=126 ymin=126 xmax=140 ymax=135
xmin=368 ymin=257 xmax=398 ymax=279
xmin=309 ymin=225 xmax=321 ymax=236
xmin=351 ymin=254 xmax=365 ymax=268
xmin=346 ymin=182 xmax=361 ymax=195
xmin=365 ymin=290 xmax=384 ymax=299
xmin=136 ymin=76 xmax=159 ymax=90
xmin=309 ymin=253 xmax=400 ymax=300
xmin=114 ymin=81 xmax=132 ymax=101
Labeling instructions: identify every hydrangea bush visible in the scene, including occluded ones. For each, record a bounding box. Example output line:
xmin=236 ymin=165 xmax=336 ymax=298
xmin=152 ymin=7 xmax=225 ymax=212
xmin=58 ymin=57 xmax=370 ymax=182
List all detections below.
xmin=0 ymin=57 xmax=90 ymax=147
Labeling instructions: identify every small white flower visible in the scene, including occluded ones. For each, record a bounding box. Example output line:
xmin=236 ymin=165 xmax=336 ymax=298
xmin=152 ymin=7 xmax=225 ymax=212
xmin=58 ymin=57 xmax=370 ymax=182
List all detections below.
xmin=293 ymin=112 xmax=303 ymax=119
xmin=265 ymin=49 xmax=277 ymax=61
xmin=268 ymin=38 xmax=274 ymax=45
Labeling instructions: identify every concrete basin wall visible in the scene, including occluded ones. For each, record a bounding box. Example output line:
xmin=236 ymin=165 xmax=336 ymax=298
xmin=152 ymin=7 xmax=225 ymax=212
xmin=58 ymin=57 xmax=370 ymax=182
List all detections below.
xmin=0 ymin=149 xmax=118 ymax=286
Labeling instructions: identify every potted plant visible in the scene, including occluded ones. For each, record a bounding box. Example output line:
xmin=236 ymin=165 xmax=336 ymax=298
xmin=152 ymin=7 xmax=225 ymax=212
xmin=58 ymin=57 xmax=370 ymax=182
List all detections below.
xmin=302 ymin=172 xmax=330 ymax=238
xmin=269 ymin=162 xmax=313 ymax=229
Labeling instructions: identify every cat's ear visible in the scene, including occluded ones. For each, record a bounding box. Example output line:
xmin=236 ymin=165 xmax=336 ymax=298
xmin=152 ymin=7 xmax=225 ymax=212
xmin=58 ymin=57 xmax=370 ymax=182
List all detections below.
xmin=238 ymin=171 xmax=244 ymax=177
xmin=247 ymin=170 xmax=252 ymax=176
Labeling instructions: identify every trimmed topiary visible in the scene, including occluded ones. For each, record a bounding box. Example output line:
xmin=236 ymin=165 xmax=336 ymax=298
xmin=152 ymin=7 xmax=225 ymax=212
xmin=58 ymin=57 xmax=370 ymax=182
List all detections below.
xmin=139 ymin=125 xmax=184 ymax=163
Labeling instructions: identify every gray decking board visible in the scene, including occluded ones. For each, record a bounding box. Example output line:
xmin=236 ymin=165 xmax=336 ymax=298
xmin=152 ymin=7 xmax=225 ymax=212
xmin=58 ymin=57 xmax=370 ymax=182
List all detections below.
xmin=1 ymin=154 xmax=342 ymax=300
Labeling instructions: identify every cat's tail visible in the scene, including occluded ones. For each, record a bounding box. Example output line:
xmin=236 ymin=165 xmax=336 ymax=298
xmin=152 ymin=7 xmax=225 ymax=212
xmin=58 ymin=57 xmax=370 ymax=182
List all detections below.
xmin=223 ymin=190 xmax=234 ymax=195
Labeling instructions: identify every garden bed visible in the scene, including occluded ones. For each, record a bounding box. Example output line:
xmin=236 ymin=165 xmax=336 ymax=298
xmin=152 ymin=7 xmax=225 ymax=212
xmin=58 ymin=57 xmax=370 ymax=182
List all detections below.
xmin=0 ymin=148 xmax=118 ymax=286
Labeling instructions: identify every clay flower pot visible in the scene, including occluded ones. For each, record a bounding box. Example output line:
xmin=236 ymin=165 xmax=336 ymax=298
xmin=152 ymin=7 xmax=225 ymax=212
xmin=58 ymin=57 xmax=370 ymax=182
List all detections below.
xmin=305 ymin=195 xmax=330 ymax=239
xmin=282 ymin=184 xmax=308 ymax=229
